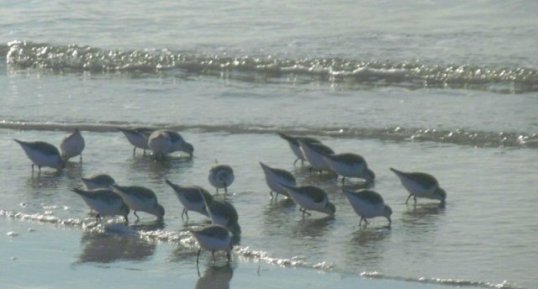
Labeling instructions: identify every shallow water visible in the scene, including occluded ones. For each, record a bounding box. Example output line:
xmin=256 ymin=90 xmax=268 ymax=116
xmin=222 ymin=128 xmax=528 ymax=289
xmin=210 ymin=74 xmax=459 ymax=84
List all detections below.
xmin=1 ymin=0 xmax=537 ymax=288
xmin=1 ymin=128 xmax=537 ymax=288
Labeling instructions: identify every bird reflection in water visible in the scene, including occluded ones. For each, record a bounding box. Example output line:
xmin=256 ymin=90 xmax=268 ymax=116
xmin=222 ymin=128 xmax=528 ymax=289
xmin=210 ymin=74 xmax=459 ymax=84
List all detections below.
xmin=344 ymin=227 xmax=391 ymax=267
xmin=75 ymin=230 xmax=156 ymax=264
xmin=26 ymin=171 xmax=62 ymax=190
xmin=351 ymin=227 xmax=391 ymax=246
xmin=127 ymin=154 xmax=193 ymax=183
xmin=401 ymin=203 xmax=446 ymax=226
xmin=195 ymin=263 xmax=234 ymax=289
xmin=291 ymin=215 xmax=334 ymax=238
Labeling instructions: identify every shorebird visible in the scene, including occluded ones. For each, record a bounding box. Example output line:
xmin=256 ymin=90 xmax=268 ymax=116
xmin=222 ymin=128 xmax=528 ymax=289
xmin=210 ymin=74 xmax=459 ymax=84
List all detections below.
xmin=147 ymin=129 xmax=193 ymax=159
xmin=14 ymin=139 xmax=65 ymax=172
xmin=205 ymin=199 xmax=240 ymax=234
xmin=72 ymin=188 xmax=130 ymax=223
xmin=390 ymin=167 xmax=446 ymax=205
xmin=197 ymin=191 xmax=241 ymax=241
xmin=119 ymin=127 xmax=153 ymax=155
xmin=281 ymin=184 xmax=335 ymax=217
xmin=81 ymin=174 xmax=116 ymax=190
xmin=323 ymin=153 xmax=375 ymax=184
xmin=112 ymin=185 xmax=165 ymax=222
xmin=60 ymin=128 xmax=85 ymax=162
xmin=298 ymin=140 xmax=334 ymax=174
xmin=190 ymin=224 xmax=233 ymax=264
xmin=259 ymin=162 xmax=296 ymax=199
xmin=343 ymin=189 xmax=392 ymax=227
xmin=165 ymin=179 xmax=213 ymax=220
xmin=208 ymin=163 xmax=234 ymax=193
xmin=278 ymin=133 xmax=321 ymax=166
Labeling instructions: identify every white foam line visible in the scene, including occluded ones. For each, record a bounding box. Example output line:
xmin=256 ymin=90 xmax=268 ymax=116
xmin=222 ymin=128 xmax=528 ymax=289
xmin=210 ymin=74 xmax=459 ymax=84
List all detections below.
xmin=0 ymin=209 xmax=331 ymax=271
xmin=361 ymin=271 xmax=520 ymax=289
xmin=1 ymin=209 xmax=520 ymax=289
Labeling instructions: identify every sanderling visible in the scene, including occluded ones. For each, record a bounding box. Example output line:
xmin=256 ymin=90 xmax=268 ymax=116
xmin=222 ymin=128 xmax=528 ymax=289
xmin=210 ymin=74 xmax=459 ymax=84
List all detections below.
xmin=205 ymin=199 xmax=240 ymax=233
xmin=323 ymin=153 xmax=375 ymax=184
xmin=147 ymin=129 xmax=193 ymax=159
xmin=112 ymin=185 xmax=165 ymax=222
xmin=165 ymin=178 xmax=213 ymax=220
xmin=190 ymin=224 xmax=233 ymax=264
xmin=60 ymin=128 xmax=85 ymax=162
xmin=119 ymin=127 xmax=153 ymax=155
xmin=390 ymin=167 xmax=446 ymax=205
xmin=14 ymin=139 xmax=65 ymax=172
xmin=199 ymin=193 xmax=241 ymax=240
xmin=343 ymin=189 xmax=392 ymax=227
xmin=278 ymin=133 xmax=321 ymax=166
xmin=298 ymin=140 xmax=335 ymax=173
xmin=72 ymin=188 xmax=129 ymax=223
xmin=81 ymin=174 xmax=116 ymax=190
xmin=281 ymin=184 xmax=336 ymax=217
xmin=259 ymin=162 xmax=296 ymax=199
xmin=208 ymin=163 xmax=235 ymax=193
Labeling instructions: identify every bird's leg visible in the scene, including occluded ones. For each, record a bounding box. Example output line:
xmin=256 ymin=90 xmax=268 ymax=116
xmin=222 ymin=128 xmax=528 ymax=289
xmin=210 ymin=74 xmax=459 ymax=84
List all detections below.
xmin=224 ymin=186 xmax=228 ymax=194
xmin=132 ymin=147 xmax=136 ymax=156
xmin=413 ymin=195 xmax=417 ymax=205
xmin=196 ymin=249 xmax=202 ymax=277
xmin=123 ymin=215 xmax=129 ymax=224
xmin=185 ymin=211 xmax=190 ymax=222
xmin=181 ymin=208 xmax=187 ymax=220
xmin=341 ymin=177 xmax=346 ymax=185
xmin=269 ymin=191 xmax=274 ymax=198
xmin=293 ymin=158 xmax=299 ymax=166
xmin=79 ymin=154 xmax=83 ymax=162
xmin=211 ymin=251 xmax=216 ymax=261
xmin=405 ymin=194 xmax=413 ymax=204
xmin=196 ymin=249 xmax=201 ymax=266
xmin=134 ymin=211 xmax=140 ymax=220
xmin=226 ymin=251 xmax=231 ymax=263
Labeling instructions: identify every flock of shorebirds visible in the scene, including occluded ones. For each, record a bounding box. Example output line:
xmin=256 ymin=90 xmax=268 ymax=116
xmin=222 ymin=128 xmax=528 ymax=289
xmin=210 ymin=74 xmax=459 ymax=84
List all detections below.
xmin=13 ymin=128 xmax=447 ymax=265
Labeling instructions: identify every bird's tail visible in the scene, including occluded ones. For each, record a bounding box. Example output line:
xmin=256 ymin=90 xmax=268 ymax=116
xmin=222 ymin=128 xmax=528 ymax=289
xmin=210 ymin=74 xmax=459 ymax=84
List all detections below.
xmin=277 ymin=132 xmax=297 ymax=145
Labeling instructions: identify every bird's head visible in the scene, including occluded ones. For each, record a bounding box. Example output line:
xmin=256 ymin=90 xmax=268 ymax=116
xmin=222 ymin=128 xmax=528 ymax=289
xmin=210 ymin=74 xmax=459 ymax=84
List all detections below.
xmin=325 ymin=202 xmax=336 ymax=216
xmin=384 ymin=205 xmax=393 ymax=225
xmin=182 ymin=142 xmax=194 ymax=157
xmin=155 ymin=204 xmax=165 ymax=221
xmin=435 ymin=188 xmax=447 ymax=205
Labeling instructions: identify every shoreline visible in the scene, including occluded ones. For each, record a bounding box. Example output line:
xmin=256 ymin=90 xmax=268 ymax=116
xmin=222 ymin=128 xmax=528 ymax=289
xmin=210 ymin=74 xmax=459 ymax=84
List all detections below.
xmin=0 ymin=215 xmax=512 ymax=289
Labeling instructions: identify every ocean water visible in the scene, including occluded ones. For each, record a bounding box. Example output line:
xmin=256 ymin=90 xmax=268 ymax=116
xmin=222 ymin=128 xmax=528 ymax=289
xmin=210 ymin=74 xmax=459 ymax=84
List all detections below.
xmin=1 ymin=1 xmax=537 ymax=288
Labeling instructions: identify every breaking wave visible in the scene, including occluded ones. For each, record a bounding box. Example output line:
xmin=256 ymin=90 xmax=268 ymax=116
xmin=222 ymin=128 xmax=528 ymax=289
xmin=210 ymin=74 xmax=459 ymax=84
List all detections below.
xmin=3 ymin=41 xmax=538 ymax=93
